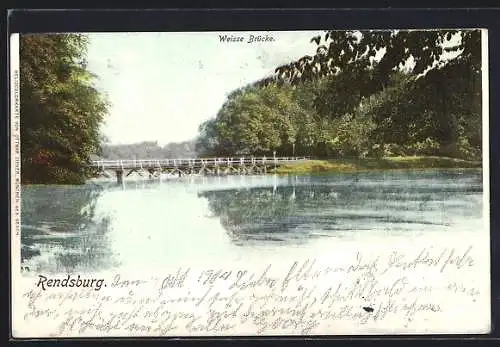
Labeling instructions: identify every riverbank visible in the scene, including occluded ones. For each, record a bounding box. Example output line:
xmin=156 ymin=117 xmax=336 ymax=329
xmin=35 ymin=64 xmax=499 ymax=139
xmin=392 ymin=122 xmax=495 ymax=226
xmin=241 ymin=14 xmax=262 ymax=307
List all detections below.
xmin=271 ymin=156 xmax=482 ymax=174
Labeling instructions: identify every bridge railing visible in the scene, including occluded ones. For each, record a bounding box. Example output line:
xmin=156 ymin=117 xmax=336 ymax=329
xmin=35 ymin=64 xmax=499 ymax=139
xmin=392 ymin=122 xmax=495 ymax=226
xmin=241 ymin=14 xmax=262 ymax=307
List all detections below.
xmin=91 ymin=157 xmax=309 ymax=169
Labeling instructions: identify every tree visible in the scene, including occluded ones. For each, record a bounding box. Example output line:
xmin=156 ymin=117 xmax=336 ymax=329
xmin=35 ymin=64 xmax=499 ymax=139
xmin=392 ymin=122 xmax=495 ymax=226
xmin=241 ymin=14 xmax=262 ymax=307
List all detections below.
xmin=195 ymin=82 xmax=321 ymax=157
xmin=20 ymin=34 xmax=109 ymax=184
xmin=275 ymin=29 xmax=480 ymax=87
xmin=275 ymin=29 xmax=482 ymax=157
xmin=196 ymin=30 xmax=482 ymax=161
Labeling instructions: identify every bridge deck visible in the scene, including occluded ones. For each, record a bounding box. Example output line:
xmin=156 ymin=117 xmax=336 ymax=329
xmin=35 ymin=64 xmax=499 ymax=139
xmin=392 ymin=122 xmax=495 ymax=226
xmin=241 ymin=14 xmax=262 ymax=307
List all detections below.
xmin=91 ymin=157 xmax=308 ymax=170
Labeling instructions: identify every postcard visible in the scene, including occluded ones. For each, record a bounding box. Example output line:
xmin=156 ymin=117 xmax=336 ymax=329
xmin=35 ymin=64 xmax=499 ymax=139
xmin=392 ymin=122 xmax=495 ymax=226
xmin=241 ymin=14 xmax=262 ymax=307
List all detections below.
xmin=10 ymin=29 xmax=490 ymax=337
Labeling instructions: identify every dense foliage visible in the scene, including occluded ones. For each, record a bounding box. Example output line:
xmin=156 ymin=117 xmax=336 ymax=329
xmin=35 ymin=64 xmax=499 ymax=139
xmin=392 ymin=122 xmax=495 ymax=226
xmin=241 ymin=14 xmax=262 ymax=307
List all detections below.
xmin=20 ymin=34 xmax=108 ymax=184
xmin=196 ymin=30 xmax=482 ymax=160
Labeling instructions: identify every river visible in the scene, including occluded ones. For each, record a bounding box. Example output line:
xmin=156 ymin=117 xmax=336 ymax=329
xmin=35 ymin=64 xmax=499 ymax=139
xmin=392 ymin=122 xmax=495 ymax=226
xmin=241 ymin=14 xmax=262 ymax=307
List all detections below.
xmin=20 ymin=169 xmax=484 ymax=274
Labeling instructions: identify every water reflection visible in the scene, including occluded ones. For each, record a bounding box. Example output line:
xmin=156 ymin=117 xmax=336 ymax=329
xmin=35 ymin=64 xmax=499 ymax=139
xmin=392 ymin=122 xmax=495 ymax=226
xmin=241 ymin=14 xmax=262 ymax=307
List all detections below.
xmin=21 ymin=185 xmax=116 ymax=273
xmin=198 ymin=170 xmax=483 ymax=245
xmin=20 ymin=169 xmax=483 ymax=273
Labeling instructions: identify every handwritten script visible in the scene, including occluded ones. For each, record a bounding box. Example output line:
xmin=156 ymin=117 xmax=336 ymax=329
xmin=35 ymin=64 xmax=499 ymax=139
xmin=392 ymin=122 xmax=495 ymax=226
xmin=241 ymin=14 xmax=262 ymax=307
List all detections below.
xmin=14 ymin=244 xmax=489 ymax=337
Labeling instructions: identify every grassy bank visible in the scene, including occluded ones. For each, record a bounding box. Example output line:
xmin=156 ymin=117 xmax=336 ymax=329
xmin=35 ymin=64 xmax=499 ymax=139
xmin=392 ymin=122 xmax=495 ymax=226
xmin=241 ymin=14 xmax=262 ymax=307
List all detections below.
xmin=271 ymin=156 xmax=482 ymax=174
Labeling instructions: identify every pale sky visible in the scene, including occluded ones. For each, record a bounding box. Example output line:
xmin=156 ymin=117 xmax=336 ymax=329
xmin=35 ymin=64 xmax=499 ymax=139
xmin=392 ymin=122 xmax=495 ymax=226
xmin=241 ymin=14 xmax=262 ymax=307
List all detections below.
xmin=86 ymin=31 xmax=319 ymax=145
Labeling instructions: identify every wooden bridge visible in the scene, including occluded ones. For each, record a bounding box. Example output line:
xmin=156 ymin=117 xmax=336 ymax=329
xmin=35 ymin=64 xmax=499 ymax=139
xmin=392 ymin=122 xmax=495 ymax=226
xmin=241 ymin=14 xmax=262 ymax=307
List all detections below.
xmin=90 ymin=157 xmax=309 ymax=183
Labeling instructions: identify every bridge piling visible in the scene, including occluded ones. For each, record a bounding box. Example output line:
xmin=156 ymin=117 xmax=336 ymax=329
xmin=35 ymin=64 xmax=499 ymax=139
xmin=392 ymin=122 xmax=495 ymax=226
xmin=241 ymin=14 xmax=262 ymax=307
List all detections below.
xmin=116 ymin=169 xmax=123 ymax=184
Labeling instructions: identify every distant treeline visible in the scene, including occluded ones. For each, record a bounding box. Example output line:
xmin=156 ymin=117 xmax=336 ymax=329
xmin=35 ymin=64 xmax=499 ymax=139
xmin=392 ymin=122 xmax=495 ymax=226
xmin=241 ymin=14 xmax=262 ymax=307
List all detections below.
xmin=98 ymin=140 xmax=197 ymax=160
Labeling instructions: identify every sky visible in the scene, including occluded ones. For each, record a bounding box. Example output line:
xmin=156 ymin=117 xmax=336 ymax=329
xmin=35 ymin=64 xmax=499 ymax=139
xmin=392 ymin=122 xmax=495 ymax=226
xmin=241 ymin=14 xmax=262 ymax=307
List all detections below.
xmin=85 ymin=31 xmax=319 ymax=145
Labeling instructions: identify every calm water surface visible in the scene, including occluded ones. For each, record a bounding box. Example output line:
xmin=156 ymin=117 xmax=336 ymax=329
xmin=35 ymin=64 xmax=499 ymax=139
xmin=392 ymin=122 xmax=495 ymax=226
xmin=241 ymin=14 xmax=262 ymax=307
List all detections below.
xmin=20 ymin=170 xmax=483 ymax=273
